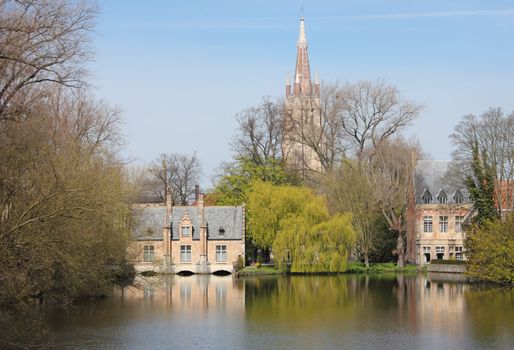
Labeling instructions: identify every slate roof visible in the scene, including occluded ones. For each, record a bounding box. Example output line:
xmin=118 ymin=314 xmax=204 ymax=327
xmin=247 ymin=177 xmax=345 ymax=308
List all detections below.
xmin=415 ymin=160 xmax=471 ymax=205
xmin=171 ymin=206 xmax=244 ymax=240
xmin=131 ymin=204 xmax=244 ymax=241
xmin=131 ymin=205 xmax=166 ymax=240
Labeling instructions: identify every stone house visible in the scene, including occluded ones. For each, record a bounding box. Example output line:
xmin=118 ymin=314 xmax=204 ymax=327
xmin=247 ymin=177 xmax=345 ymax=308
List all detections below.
xmin=413 ymin=160 xmax=473 ymax=264
xmin=130 ymin=192 xmax=245 ymax=274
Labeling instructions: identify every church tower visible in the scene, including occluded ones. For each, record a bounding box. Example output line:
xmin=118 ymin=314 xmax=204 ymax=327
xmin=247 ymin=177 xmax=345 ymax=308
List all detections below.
xmin=283 ymin=16 xmax=322 ymax=176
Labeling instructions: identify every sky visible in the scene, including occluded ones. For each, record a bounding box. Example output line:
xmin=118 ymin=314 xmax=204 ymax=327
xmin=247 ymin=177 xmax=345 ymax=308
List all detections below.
xmin=91 ymin=0 xmax=514 ymax=187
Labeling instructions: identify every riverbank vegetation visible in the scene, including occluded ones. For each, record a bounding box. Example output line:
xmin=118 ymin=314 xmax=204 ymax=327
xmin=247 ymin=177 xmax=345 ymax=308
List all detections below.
xmin=211 ymin=81 xmax=422 ymax=268
xmin=451 ymin=109 xmax=514 ymax=284
xmin=0 ymin=1 xmax=134 ymax=348
xmin=248 ymin=181 xmax=355 ymax=273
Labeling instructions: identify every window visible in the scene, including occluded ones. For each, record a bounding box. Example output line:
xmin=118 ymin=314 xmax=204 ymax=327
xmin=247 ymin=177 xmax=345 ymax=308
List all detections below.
xmin=182 ymin=226 xmax=190 ymax=237
xmin=455 ymin=215 xmax=464 ymax=233
xmin=143 ymin=245 xmax=154 ymax=262
xmin=422 ymin=246 xmax=431 ymax=263
xmin=439 ymin=216 xmax=448 ymax=233
xmin=436 ymin=246 xmax=445 ymax=260
xmin=180 ymin=245 xmax=191 ymax=262
xmin=454 ymin=190 xmax=464 ymax=204
xmin=216 ymin=245 xmax=227 ymax=262
xmin=455 ymin=246 xmax=463 ymax=260
xmin=423 ymin=216 xmax=433 ymax=233
xmin=219 ymin=226 xmax=225 ymax=237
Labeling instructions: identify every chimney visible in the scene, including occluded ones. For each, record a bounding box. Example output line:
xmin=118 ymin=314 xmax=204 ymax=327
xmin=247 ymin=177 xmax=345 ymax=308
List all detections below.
xmin=195 ymin=184 xmax=200 ymax=203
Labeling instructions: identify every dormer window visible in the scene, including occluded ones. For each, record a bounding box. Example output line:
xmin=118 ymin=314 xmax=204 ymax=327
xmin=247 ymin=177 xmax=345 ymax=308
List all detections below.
xmin=182 ymin=226 xmax=190 ymax=236
xmin=421 ymin=189 xmax=432 ymax=204
xmin=453 ymin=190 xmax=464 ymax=204
xmin=180 ymin=211 xmax=192 ymax=237
xmin=437 ymin=190 xmax=447 ymax=204
xmin=219 ymin=226 xmax=225 ymax=236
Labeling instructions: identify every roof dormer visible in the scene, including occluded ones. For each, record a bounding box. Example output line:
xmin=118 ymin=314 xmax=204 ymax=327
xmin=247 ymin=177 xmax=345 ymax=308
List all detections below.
xmin=421 ymin=188 xmax=432 ymax=204
xmin=453 ymin=189 xmax=464 ymax=204
xmin=436 ymin=189 xmax=447 ymax=204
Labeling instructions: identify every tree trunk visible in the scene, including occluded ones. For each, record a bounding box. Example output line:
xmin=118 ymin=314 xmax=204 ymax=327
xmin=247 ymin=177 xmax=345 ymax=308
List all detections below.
xmin=364 ymin=251 xmax=370 ymax=268
xmin=396 ymin=231 xmax=405 ymax=268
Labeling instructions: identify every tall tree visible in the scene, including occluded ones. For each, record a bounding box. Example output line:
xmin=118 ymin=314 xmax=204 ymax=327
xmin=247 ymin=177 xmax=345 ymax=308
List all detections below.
xmin=0 ymin=0 xmax=97 ymax=120
xmin=0 ymin=88 xmax=131 ymax=348
xmin=451 ymin=107 xmax=514 ymax=217
xmin=232 ymin=97 xmax=284 ymax=165
xmin=323 ymin=161 xmax=384 ymax=267
xmin=366 ymin=139 xmax=419 ymax=267
xmin=148 ymin=152 xmax=202 ymax=205
xmin=339 ymin=80 xmax=422 ymax=160
xmin=287 ymin=83 xmax=346 ymax=173
xmin=247 ymin=180 xmax=355 ymax=272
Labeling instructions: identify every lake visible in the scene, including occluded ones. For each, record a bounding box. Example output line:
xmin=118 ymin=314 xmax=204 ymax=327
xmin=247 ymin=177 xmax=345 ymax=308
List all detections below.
xmin=47 ymin=273 xmax=513 ymax=349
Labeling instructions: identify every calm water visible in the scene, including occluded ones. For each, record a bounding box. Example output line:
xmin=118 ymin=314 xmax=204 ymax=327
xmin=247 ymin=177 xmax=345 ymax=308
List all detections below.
xmin=47 ymin=274 xmax=513 ymax=350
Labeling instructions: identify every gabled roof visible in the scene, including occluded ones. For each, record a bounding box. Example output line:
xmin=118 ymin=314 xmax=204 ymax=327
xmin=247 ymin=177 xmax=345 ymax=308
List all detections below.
xmin=436 ymin=189 xmax=447 ymax=199
xmin=415 ymin=160 xmax=471 ymax=205
xmin=171 ymin=206 xmax=244 ymax=240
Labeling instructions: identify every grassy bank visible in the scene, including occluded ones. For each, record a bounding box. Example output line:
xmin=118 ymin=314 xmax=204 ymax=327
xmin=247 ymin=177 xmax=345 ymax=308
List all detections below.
xmin=345 ymin=262 xmax=421 ymax=274
xmin=238 ymin=266 xmax=281 ymax=276
xmin=238 ymin=262 xmax=422 ymax=276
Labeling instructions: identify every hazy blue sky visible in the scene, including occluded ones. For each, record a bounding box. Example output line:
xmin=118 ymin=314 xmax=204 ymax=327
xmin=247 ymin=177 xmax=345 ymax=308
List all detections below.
xmin=91 ymin=1 xmax=514 ymax=187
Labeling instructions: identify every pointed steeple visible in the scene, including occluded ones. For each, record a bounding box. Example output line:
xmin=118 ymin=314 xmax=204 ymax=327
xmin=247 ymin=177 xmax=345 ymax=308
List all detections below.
xmin=293 ymin=16 xmax=312 ymax=96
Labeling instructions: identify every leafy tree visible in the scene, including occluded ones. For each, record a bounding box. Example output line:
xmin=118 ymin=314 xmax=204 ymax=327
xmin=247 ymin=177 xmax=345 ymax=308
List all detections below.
xmin=466 ymin=216 xmax=514 ymax=284
xmin=465 ymin=142 xmax=499 ymax=225
xmin=247 ymin=181 xmax=355 ymax=272
xmin=211 ymin=157 xmax=295 ymax=206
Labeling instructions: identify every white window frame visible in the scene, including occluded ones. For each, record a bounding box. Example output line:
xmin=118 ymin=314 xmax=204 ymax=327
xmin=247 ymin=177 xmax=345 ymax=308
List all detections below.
xmin=143 ymin=245 xmax=155 ymax=262
xmin=180 ymin=245 xmax=191 ymax=262
xmin=182 ymin=226 xmax=190 ymax=237
xmin=423 ymin=216 xmax=433 ymax=233
xmin=216 ymin=245 xmax=227 ymax=262
xmin=455 ymin=215 xmax=464 ymax=233
xmin=439 ymin=216 xmax=448 ymax=233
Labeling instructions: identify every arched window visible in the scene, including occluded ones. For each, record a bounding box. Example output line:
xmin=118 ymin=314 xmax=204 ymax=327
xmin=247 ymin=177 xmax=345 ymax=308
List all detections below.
xmin=180 ymin=212 xmax=192 ymax=237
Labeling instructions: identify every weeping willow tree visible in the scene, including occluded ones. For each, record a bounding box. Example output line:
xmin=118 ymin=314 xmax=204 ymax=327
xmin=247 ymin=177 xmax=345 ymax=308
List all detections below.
xmin=247 ymin=181 xmax=355 ymax=273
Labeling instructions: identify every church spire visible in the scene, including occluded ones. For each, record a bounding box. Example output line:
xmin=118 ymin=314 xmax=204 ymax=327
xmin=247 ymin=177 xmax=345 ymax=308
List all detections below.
xmin=292 ymin=16 xmax=312 ymax=96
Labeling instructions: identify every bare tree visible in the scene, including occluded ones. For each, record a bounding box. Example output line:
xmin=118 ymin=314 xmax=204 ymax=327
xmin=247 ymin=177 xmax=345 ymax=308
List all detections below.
xmin=232 ymin=97 xmax=284 ymax=165
xmin=287 ymin=83 xmax=345 ymax=173
xmin=0 ymin=0 xmax=97 ymax=120
xmin=451 ymin=107 xmax=514 ymax=215
xmin=148 ymin=153 xmax=202 ymax=205
xmin=367 ymin=138 xmax=419 ymax=267
xmin=339 ymin=80 xmax=422 ymax=160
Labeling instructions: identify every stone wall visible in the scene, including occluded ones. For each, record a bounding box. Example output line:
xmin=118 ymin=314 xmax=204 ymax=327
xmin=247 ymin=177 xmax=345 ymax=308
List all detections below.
xmin=427 ymin=263 xmax=467 ymax=274
xmin=129 ymin=240 xmax=165 ymax=272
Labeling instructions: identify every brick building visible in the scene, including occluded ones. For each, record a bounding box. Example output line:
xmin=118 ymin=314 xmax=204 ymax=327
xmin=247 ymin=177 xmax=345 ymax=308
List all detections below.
xmin=130 ymin=192 xmax=245 ymax=274
xmin=413 ymin=160 xmax=472 ymax=263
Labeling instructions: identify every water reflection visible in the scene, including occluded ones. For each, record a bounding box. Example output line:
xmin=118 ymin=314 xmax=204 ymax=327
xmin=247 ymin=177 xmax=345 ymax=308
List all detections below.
xmin=48 ymin=274 xmax=513 ymax=350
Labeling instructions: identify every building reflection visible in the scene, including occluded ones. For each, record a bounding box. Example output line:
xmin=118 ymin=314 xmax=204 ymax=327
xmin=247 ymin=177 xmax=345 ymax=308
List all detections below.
xmin=117 ymin=274 xmax=245 ymax=314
